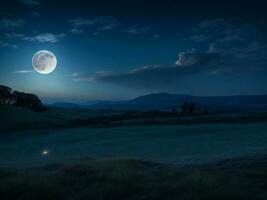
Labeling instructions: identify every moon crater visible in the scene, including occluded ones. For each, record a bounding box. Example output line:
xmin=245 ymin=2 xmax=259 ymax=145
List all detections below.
xmin=32 ymin=50 xmax=57 ymax=74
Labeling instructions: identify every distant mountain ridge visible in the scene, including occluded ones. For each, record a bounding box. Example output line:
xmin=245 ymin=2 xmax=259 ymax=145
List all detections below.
xmin=50 ymin=93 xmax=267 ymax=112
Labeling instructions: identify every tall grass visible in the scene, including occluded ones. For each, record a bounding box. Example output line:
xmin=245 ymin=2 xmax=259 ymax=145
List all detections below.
xmin=1 ymin=158 xmax=264 ymax=200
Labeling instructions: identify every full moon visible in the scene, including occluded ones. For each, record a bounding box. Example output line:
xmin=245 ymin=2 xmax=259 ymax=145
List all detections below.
xmin=32 ymin=50 xmax=57 ymax=74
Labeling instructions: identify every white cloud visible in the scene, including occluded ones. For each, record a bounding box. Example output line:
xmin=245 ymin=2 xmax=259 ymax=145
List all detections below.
xmin=13 ymin=70 xmax=34 ymax=73
xmin=176 ymin=48 xmax=218 ymax=66
xmin=69 ymin=71 xmax=113 ymax=82
xmin=66 ymin=72 xmax=81 ymax=77
xmin=24 ymin=33 xmax=65 ymax=43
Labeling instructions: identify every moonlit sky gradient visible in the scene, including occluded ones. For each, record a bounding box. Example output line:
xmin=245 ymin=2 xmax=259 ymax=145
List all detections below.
xmin=0 ymin=0 xmax=267 ymax=102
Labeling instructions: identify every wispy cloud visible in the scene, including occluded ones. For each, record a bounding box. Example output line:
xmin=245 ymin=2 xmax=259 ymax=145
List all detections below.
xmin=125 ymin=25 xmax=150 ymax=35
xmin=69 ymin=17 xmax=96 ymax=27
xmin=197 ymin=18 xmax=227 ymax=30
xmin=24 ymin=33 xmax=65 ymax=43
xmin=183 ymin=18 xmax=267 ymax=75
xmin=98 ymin=20 xmax=119 ymax=31
xmin=95 ymin=70 xmax=113 ymax=75
xmin=69 ymin=16 xmax=117 ymax=27
xmin=0 ymin=18 xmax=24 ymax=30
xmin=185 ymin=34 xmax=211 ymax=42
xmin=69 ymin=16 xmax=119 ymax=34
xmin=152 ymin=34 xmax=160 ymax=39
xmin=187 ymin=18 xmax=258 ymax=44
xmin=68 ymin=70 xmax=113 ymax=82
xmin=92 ymin=32 xmax=100 ymax=36
xmin=32 ymin=12 xmax=40 ymax=17
xmin=70 ymin=28 xmax=84 ymax=34
xmin=19 ymin=0 xmax=41 ymax=6
xmin=176 ymin=48 xmax=218 ymax=66
xmin=67 ymin=46 xmax=221 ymax=89
xmin=66 ymin=38 xmax=267 ymax=92
xmin=13 ymin=70 xmax=34 ymax=74
xmin=5 ymin=32 xmax=25 ymax=39
xmin=66 ymin=72 xmax=81 ymax=77
xmin=0 ymin=41 xmax=18 ymax=48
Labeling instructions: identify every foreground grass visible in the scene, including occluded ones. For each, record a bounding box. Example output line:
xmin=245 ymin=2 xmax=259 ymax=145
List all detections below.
xmin=1 ymin=158 xmax=267 ymax=200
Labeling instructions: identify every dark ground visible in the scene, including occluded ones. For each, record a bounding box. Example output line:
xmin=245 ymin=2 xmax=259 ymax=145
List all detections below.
xmin=1 ymin=105 xmax=267 ymax=133
xmin=1 ymin=156 xmax=267 ymax=200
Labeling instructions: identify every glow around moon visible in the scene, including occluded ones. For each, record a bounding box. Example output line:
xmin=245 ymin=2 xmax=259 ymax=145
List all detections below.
xmin=32 ymin=50 xmax=57 ymax=74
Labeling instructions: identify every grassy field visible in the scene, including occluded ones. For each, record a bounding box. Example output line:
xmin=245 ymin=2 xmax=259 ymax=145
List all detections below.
xmin=1 ymin=157 xmax=267 ymax=200
xmin=1 ymin=106 xmax=267 ymax=199
xmin=0 ymin=106 xmax=121 ymax=133
xmin=1 ymin=105 xmax=267 ymax=133
xmin=1 ymin=122 xmax=267 ymax=168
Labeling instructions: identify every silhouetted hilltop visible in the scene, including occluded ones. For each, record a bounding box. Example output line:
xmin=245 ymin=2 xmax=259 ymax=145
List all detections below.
xmin=0 ymin=85 xmax=45 ymax=111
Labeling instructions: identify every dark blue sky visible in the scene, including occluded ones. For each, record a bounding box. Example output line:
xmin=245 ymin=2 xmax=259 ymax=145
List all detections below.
xmin=0 ymin=0 xmax=267 ymax=102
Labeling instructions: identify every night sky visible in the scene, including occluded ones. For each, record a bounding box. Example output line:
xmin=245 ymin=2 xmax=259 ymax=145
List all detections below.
xmin=0 ymin=0 xmax=267 ymax=102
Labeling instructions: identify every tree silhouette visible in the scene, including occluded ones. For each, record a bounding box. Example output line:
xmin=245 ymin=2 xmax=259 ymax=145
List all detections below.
xmin=181 ymin=102 xmax=195 ymax=115
xmin=188 ymin=102 xmax=195 ymax=114
xmin=172 ymin=107 xmax=177 ymax=115
xmin=181 ymin=102 xmax=188 ymax=114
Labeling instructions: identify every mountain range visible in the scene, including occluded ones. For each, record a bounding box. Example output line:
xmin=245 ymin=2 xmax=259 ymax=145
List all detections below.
xmin=49 ymin=93 xmax=267 ymax=112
